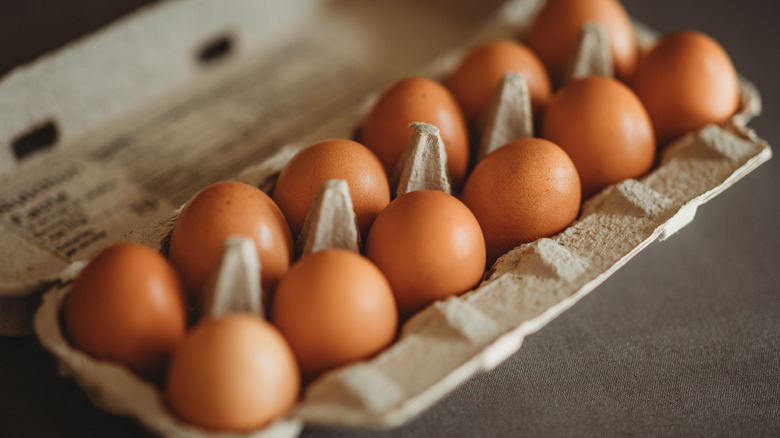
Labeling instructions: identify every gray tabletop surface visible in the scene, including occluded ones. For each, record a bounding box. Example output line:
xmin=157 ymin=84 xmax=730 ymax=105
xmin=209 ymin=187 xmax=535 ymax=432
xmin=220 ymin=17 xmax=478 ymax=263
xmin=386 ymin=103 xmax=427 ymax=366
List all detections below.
xmin=1 ymin=0 xmax=778 ymax=436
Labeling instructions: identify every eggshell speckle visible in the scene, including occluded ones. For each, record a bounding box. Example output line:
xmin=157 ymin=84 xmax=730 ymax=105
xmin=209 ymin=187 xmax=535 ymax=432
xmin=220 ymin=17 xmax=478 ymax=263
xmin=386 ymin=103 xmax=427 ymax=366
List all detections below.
xmin=541 ymin=76 xmax=656 ymax=198
xmin=461 ymin=138 xmax=581 ymax=264
xmin=360 ymin=77 xmax=470 ymax=187
xmin=165 ymin=314 xmax=300 ymax=431
xmin=366 ymin=190 xmax=486 ymax=317
xmin=64 ymin=242 xmax=187 ymax=379
xmin=271 ymin=249 xmax=397 ymax=380
xmin=631 ymin=30 xmax=740 ymax=145
xmin=168 ymin=181 xmax=293 ymax=298
xmin=524 ymin=0 xmax=638 ymax=82
xmin=446 ymin=39 xmax=551 ymax=124
xmin=273 ymin=138 xmax=390 ymax=238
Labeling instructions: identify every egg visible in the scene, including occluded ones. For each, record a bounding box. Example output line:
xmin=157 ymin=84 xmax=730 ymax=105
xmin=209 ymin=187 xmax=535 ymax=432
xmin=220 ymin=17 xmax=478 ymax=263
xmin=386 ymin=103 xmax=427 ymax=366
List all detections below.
xmin=271 ymin=249 xmax=397 ymax=380
xmin=541 ymin=76 xmax=656 ymax=198
xmin=168 ymin=181 xmax=293 ymax=298
xmin=365 ymin=190 xmax=486 ymax=317
xmin=273 ymin=138 xmax=390 ymax=238
xmin=631 ymin=30 xmax=740 ymax=145
xmin=165 ymin=314 xmax=300 ymax=431
xmin=360 ymin=77 xmax=470 ymax=187
xmin=461 ymin=138 xmax=581 ymax=264
xmin=64 ymin=242 xmax=187 ymax=379
xmin=524 ymin=0 xmax=638 ymax=82
xmin=446 ymin=39 xmax=552 ymax=124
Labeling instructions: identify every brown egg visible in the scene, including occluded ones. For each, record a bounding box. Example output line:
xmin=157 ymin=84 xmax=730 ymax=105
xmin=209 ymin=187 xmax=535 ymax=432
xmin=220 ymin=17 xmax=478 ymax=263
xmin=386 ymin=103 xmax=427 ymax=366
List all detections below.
xmin=461 ymin=138 xmax=581 ymax=264
xmin=631 ymin=30 xmax=740 ymax=145
xmin=541 ymin=76 xmax=656 ymax=198
xmin=168 ymin=181 xmax=293 ymax=298
xmin=446 ymin=39 xmax=552 ymax=124
xmin=524 ymin=0 xmax=638 ymax=82
xmin=271 ymin=249 xmax=397 ymax=380
xmin=64 ymin=242 xmax=187 ymax=379
xmin=365 ymin=190 xmax=486 ymax=317
xmin=165 ymin=314 xmax=300 ymax=431
xmin=273 ymin=138 xmax=390 ymax=238
xmin=360 ymin=76 xmax=470 ymax=187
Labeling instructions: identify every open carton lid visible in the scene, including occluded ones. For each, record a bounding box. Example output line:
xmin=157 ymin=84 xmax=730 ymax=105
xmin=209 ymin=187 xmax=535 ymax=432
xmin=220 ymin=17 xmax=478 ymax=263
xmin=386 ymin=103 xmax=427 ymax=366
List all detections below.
xmin=13 ymin=0 xmax=775 ymax=436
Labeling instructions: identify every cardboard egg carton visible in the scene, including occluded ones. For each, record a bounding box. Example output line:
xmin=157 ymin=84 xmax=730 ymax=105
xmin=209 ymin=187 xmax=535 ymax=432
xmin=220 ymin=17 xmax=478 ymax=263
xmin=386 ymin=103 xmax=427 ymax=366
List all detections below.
xmin=5 ymin=0 xmax=773 ymax=436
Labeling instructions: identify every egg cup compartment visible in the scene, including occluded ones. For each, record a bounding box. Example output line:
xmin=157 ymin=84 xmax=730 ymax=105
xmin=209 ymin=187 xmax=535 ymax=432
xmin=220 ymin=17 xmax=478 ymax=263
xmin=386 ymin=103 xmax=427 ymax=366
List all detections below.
xmin=33 ymin=1 xmax=772 ymax=437
xmin=35 ymin=281 xmax=302 ymax=438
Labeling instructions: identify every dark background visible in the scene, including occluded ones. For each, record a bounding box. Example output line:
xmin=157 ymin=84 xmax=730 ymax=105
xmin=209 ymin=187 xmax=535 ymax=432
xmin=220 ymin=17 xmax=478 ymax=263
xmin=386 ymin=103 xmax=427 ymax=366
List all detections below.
xmin=1 ymin=0 xmax=778 ymax=436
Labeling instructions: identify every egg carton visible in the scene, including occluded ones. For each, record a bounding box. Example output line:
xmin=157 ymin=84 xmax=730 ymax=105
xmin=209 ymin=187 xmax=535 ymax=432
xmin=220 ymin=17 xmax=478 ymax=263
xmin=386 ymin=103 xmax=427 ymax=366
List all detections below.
xmin=23 ymin=1 xmax=776 ymax=438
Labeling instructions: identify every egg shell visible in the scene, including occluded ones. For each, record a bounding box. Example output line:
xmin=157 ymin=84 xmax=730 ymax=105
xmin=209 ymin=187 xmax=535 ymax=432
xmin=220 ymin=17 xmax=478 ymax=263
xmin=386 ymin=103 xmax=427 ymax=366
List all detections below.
xmin=541 ymin=76 xmax=656 ymax=198
xmin=64 ymin=242 xmax=187 ymax=379
xmin=524 ymin=0 xmax=638 ymax=82
xmin=168 ymin=181 xmax=294 ymax=298
xmin=631 ymin=30 xmax=740 ymax=145
xmin=446 ymin=39 xmax=551 ymax=125
xmin=273 ymin=138 xmax=390 ymax=239
xmin=365 ymin=190 xmax=486 ymax=317
xmin=271 ymin=249 xmax=398 ymax=380
xmin=462 ymin=138 xmax=581 ymax=264
xmin=360 ymin=77 xmax=470 ymax=188
xmin=165 ymin=314 xmax=300 ymax=431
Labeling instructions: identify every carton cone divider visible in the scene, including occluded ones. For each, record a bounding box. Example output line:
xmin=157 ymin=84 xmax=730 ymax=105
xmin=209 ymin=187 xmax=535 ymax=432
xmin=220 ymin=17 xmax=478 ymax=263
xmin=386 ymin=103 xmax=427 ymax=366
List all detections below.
xmin=564 ymin=22 xmax=613 ymax=82
xmin=200 ymin=235 xmax=264 ymax=319
xmin=477 ymin=72 xmax=534 ymax=161
xmin=297 ymin=179 xmax=361 ymax=257
xmin=394 ymin=122 xmax=452 ymax=196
